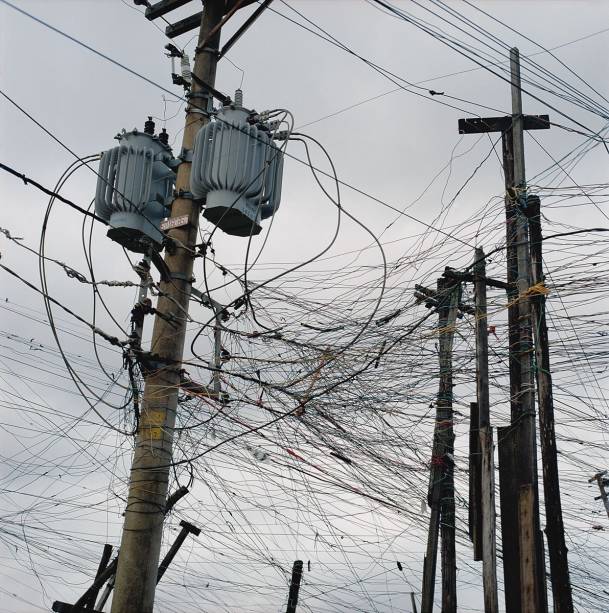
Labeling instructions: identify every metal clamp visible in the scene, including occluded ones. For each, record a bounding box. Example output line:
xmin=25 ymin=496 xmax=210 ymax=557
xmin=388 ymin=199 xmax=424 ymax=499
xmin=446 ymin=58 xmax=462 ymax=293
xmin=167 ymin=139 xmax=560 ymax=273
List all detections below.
xmin=187 ymin=91 xmax=211 ymax=100
xmin=173 ymin=189 xmax=196 ymax=200
xmin=179 ymin=148 xmax=193 ymax=162
xmin=194 ymin=45 xmax=220 ymax=57
xmin=170 ymin=272 xmax=195 ymax=283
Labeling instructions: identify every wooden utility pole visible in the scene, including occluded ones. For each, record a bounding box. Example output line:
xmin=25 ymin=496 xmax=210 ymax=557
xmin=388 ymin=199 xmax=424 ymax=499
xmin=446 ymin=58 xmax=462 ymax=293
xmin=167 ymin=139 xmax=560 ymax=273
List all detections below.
xmin=285 ymin=560 xmax=304 ymax=613
xmin=410 ymin=592 xmax=419 ymax=613
xmin=421 ymin=278 xmax=460 ymax=613
xmin=438 ymin=279 xmax=459 ymax=613
xmin=421 ymin=504 xmax=441 ymax=613
xmin=473 ymin=248 xmax=499 ymax=613
xmin=527 ymin=194 xmax=574 ymax=612
xmin=509 ymin=48 xmax=539 ymax=512
xmin=110 ymin=3 xmax=225 ymax=612
xmin=509 ymin=48 xmax=547 ymax=613
xmin=458 ymin=47 xmax=549 ymax=613
xmin=468 ymin=400 xmax=482 ymax=562
xmin=518 ymin=485 xmax=538 ymax=613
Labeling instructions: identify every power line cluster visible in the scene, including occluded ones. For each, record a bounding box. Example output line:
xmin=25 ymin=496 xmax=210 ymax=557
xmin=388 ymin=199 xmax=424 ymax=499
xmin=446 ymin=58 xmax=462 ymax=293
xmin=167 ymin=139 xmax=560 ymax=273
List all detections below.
xmin=1 ymin=1 xmax=609 ymax=612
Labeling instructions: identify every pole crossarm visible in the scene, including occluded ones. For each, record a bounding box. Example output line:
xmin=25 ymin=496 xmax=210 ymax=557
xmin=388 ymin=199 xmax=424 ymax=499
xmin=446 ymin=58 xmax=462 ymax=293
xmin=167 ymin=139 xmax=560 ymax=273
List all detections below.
xmin=144 ymin=0 xmax=260 ymax=39
xmin=165 ymin=12 xmax=203 ymax=38
xmin=442 ymin=268 xmax=510 ymax=291
xmin=145 ymin=0 xmax=258 ymax=22
xmin=458 ymin=115 xmax=550 ymax=134
xmin=145 ymin=0 xmax=192 ymax=20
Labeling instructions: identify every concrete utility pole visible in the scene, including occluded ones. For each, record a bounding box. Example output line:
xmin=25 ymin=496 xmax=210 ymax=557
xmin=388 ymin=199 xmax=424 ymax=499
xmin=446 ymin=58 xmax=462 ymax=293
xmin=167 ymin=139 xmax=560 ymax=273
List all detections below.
xmin=473 ymin=248 xmax=499 ymax=613
xmin=110 ymin=2 xmax=225 ymax=612
xmin=527 ymin=194 xmax=574 ymax=612
xmin=421 ymin=278 xmax=460 ymax=613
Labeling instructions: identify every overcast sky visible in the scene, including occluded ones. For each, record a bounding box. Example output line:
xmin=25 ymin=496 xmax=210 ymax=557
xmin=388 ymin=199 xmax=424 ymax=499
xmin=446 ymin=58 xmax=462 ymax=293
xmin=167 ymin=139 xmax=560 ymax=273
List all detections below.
xmin=1 ymin=1 xmax=609 ymax=612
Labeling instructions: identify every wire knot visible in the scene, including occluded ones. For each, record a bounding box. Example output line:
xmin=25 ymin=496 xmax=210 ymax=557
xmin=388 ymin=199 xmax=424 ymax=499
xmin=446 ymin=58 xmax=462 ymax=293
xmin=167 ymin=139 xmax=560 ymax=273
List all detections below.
xmin=523 ymin=282 xmax=550 ymax=297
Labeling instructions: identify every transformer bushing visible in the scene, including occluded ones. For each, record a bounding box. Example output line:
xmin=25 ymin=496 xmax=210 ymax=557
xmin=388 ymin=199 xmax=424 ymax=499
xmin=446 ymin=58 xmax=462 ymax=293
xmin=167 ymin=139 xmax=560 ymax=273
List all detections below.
xmin=95 ymin=127 xmax=176 ymax=253
xmin=190 ymin=96 xmax=283 ymax=237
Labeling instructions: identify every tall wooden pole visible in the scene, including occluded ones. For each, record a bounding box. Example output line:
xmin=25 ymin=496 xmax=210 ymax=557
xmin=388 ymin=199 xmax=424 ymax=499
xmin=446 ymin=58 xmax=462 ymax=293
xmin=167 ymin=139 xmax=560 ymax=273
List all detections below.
xmin=499 ymin=81 xmax=525 ymax=613
xmin=510 ymin=48 xmax=537 ymax=488
xmin=110 ymin=3 xmax=225 ymax=612
xmin=421 ymin=279 xmax=459 ymax=613
xmin=439 ymin=279 xmax=458 ymax=613
xmin=456 ymin=50 xmax=551 ymax=613
xmin=459 ymin=77 xmax=550 ymax=613
xmin=527 ymin=195 xmax=574 ymax=611
xmin=499 ymin=64 xmax=531 ymax=613
xmin=509 ymin=47 xmax=547 ymax=613
xmin=473 ymin=248 xmax=499 ymax=613
xmin=502 ymin=98 xmax=521 ymax=425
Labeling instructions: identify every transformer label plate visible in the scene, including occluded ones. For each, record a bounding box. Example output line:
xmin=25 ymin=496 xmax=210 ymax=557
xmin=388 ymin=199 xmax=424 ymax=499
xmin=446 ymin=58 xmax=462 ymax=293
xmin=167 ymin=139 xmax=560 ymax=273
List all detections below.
xmin=160 ymin=214 xmax=189 ymax=231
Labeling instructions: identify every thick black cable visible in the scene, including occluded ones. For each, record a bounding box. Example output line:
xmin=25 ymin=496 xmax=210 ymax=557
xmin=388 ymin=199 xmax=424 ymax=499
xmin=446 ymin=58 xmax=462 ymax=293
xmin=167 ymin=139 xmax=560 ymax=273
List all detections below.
xmin=0 ymin=161 xmax=107 ymax=225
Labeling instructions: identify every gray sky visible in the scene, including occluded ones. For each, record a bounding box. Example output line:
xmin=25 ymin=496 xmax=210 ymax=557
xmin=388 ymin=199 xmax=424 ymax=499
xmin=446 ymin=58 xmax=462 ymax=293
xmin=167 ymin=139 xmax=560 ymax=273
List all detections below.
xmin=1 ymin=1 xmax=609 ymax=612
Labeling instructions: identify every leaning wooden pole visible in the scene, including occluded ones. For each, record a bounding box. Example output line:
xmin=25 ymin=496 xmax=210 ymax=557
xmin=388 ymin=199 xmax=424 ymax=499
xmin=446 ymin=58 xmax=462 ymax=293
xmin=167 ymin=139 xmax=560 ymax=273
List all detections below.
xmin=526 ymin=195 xmax=574 ymax=612
xmin=421 ymin=279 xmax=459 ymax=613
xmin=473 ymin=248 xmax=499 ymax=613
xmin=421 ymin=504 xmax=441 ymax=613
xmin=286 ymin=560 xmax=304 ymax=613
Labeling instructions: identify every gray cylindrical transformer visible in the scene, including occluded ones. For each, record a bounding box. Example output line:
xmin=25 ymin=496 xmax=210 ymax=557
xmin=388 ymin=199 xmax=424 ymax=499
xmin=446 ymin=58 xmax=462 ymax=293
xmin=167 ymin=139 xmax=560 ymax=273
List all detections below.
xmin=190 ymin=101 xmax=283 ymax=237
xmin=95 ymin=130 xmax=176 ymax=253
